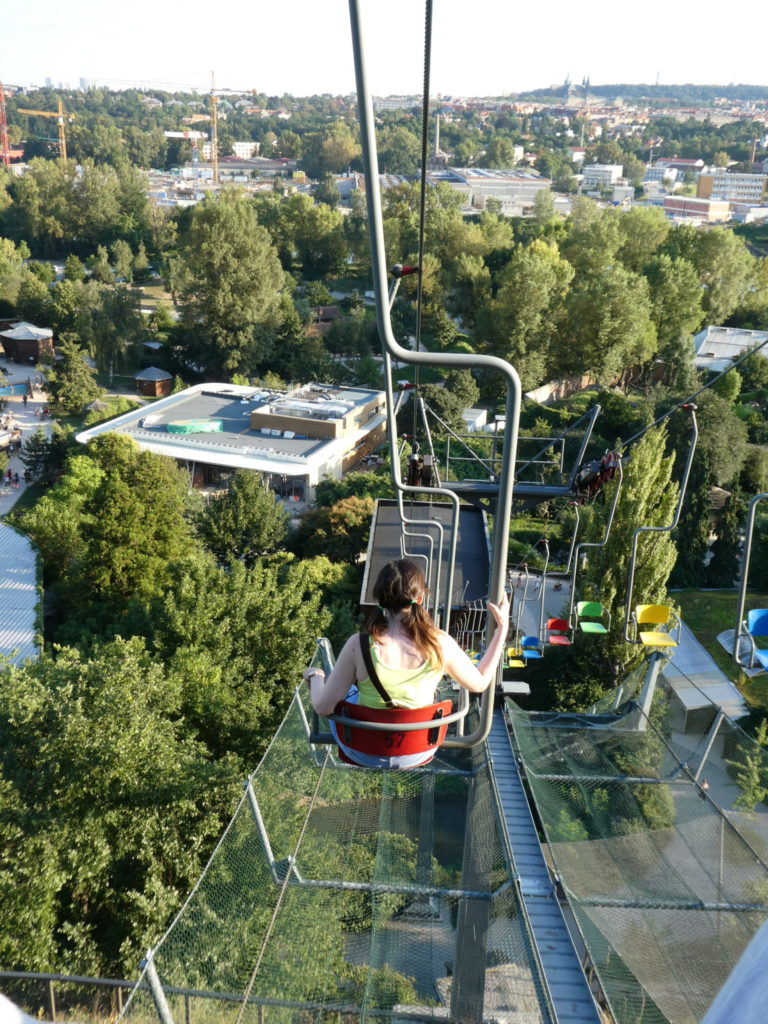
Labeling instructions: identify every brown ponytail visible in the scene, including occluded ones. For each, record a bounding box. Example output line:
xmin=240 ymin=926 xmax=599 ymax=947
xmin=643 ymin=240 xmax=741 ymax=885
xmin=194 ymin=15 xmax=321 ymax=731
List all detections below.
xmin=366 ymin=558 xmax=444 ymax=672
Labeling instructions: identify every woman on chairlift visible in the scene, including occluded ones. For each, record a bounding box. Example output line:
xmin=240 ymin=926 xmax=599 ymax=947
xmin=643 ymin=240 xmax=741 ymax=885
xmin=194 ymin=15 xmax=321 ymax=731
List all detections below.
xmin=303 ymin=557 xmax=509 ymax=768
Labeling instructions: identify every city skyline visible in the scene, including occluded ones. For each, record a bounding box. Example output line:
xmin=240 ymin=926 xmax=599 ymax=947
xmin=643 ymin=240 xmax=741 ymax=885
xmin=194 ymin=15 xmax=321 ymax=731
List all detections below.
xmin=3 ymin=0 xmax=767 ymax=100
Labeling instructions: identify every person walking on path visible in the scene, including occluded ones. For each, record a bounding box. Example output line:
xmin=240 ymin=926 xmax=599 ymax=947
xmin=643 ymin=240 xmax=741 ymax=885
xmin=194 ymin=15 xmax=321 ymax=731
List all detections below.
xmin=22 ymin=394 xmax=27 ymax=408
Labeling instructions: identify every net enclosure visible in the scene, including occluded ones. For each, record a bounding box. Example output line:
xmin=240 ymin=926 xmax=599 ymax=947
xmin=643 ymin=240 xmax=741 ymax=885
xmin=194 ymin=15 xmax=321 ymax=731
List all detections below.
xmin=119 ymin=688 xmax=554 ymax=1024
xmin=508 ymin=680 xmax=768 ymax=1024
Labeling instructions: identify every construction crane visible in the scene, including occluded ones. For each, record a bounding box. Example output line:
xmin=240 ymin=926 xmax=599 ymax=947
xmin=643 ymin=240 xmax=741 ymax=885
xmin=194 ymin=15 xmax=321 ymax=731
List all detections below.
xmin=209 ymin=72 xmax=219 ymax=185
xmin=16 ymin=99 xmax=73 ymax=162
xmin=0 ymin=83 xmax=10 ymax=168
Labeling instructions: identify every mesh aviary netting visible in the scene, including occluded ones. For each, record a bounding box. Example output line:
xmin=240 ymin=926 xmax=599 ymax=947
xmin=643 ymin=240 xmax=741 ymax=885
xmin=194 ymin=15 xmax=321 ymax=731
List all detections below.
xmin=507 ymin=671 xmax=768 ymax=1024
xmin=120 ymin=688 xmax=553 ymax=1024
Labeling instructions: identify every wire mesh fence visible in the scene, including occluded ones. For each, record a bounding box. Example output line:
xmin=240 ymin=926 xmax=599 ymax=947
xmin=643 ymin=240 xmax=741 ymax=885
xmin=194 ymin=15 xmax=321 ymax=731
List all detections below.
xmin=508 ymin=687 xmax=768 ymax=1024
xmin=119 ymin=691 xmax=553 ymax=1024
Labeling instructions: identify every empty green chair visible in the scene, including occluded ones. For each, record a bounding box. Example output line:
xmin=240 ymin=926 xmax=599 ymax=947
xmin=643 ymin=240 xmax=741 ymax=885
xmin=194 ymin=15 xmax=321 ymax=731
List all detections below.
xmin=576 ymin=601 xmax=610 ymax=635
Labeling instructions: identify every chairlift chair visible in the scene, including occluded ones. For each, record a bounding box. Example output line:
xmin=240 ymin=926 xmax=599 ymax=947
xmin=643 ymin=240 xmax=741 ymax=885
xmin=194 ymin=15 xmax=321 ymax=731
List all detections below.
xmin=631 ymin=604 xmax=680 ymax=648
xmin=546 ymin=618 xmax=572 ymax=646
xmin=521 ymin=635 xmax=543 ymax=660
xmin=741 ymin=609 xmax=768 ymax=671
xmin=332 ymin=699 xmax=453 ymax=766
xmin=575 ymin=600 xmax=611 ymax=635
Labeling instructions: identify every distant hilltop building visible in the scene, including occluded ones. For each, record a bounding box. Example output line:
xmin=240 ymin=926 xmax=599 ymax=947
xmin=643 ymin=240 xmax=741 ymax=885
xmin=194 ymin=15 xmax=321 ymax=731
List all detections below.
xmin=698 ymin=170 xmax=767 ymax=204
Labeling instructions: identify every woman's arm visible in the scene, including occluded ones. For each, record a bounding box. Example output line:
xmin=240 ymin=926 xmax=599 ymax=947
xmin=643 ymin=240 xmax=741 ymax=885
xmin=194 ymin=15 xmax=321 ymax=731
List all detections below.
xmin=303 ymin=634 xmax=361 ymax=717
xmin=440 ymin=593 xmax=510 ymax=693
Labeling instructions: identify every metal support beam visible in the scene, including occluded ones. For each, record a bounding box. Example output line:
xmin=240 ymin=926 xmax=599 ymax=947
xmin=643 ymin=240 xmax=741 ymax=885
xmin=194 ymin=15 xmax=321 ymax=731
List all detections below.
xmin=637 ymin=651 xmax=664 ymax=730
xmin=693 ymin=711 xmax=725 ymax=782
xmin=144 ymin=953 xmax=176 ymax=1024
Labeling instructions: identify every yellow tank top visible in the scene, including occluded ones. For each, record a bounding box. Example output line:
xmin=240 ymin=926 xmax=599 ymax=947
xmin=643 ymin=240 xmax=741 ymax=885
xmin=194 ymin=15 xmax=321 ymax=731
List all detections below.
xmin=357 ymin=638 xmax=444 ymax=710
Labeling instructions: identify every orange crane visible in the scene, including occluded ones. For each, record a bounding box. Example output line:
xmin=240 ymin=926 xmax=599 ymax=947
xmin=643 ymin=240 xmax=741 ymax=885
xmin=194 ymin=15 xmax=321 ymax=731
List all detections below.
xmin=0 ymin=83 xmax=10 ymax=167
xmin=17 ymin=99 xmax=73 ymax=162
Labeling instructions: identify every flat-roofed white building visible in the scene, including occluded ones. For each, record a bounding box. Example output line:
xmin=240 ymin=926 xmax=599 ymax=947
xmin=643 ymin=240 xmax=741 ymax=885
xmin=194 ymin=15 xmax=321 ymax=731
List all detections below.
xmin=426 ymin=167 xmax=551 ymax=216
xmin=75 ymin=382 xmax=387 ymax=504
xmin=693 ymin=325 xmax=768 ymax=373
xmin=581 ymin=163 xmax=623 ymax=190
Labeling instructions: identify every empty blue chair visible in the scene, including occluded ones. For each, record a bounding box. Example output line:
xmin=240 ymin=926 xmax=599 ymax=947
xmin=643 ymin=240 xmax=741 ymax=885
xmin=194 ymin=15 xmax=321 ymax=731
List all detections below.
xmin=521 ymin=635 xmax=543 ymax=660
xmin=744 ymin=609 xmax=768 ymax=670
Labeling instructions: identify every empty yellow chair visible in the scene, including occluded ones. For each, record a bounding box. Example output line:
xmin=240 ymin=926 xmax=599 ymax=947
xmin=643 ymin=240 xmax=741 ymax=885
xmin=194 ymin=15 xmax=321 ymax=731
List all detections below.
xmin=633 ymin=604 xmax=680 ymax=648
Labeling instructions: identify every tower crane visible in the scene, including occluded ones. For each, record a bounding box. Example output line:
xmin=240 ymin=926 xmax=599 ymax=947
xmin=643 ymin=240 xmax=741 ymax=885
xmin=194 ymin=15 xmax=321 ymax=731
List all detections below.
xmin=16 ymin=99 xmax=73 ymax=162
xmin=0 ymin=83 xmax=10 ymax=168
xmin=209 ymin=72 xmax=219 ymax=185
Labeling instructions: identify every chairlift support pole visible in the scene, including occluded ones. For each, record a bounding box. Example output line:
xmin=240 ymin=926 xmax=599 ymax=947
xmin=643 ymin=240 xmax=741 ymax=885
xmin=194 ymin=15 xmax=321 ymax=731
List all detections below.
xmin=568 ymin=459 xmax=623 ymax=625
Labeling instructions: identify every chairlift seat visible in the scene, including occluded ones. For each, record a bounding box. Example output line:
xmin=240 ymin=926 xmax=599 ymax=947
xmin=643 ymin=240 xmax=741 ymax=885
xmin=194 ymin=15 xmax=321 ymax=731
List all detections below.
xmin=546 ymin=618 xmax=572 ymax=646
xmin=332 ymin=699 xmax=453 ymax=765
xmin=521 ymin=635 xmax=543 ymax=660
xmin=506 ymin=646 xmax=526 ymax=669
xmin=576 ymin=601 xmax=610 ymax=635
xmin=634 ymin=604 xmax=679 ymax=648
xmin=744 ymin=609 xmax=768 ymax=670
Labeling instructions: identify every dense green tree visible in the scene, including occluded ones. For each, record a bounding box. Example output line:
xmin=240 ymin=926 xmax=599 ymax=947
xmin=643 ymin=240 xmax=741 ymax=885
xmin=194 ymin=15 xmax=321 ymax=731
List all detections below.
xmin=0 ymin=637 xmax=241 ymax=974
xmin=292 ymin=495 xmax=374 ymax=563
xmin=302 ymin=121 xmax=361 ymax=177
xmin=560 ymin=199 xmax=622 ymax=275
xmin=741 ymin=445 xmax=768 ymax=495
xmin=90 ymin=244 xmax=113 ymax=284
xmin=557 ymin=264 xmax=657 ymax=384
xmin=70 ymin=435 xmax=196 ymax=625
xmin=377 ymin=125 xmax=421 ymax=176
xmin=14 ymin=271 xmax=52 ymax=324
xmin=671 ymin=452 xmax=712 ymax=587
xmin=577 ymin=427 xmax=680 ymax=678
xmin=196 ymin=470 xmax=289 ymax=567
xmin=77 ymin=283 xmax=145 ymax=377
xmin=0 ymin=238 xmax=30 ymax=311
xmin=445 ymin=368 xmax=480 ymax=410
xmin=667 ymin=390 xmax=748 ymax=488
xmin=44 ymin=335 xmax=103 ymax=414
xmin=476 ymin=239 xmax=573 ymax=390
xmin=615 ymin=206 xmax=670 ymax=272
xmin=64 ymin=253 xmax=86 ymax=283
xmin=643 ymin=254 xmax=704 ymax=363
xmin=282 ymin=193 xmax=348 ymax=276
xmin=662 ymin=224 xmax=756 ymax=324
xmin=480 ymin=137 xmax=517 ymax=168
xmin=707 ymin=485 xmax=746 ymax=587
xmin=314 ymin=172 xmax=341 ymax=208
xmin=174 ymin=190 xmax=285 ymax=376
xmin=148 ymin=551 xmax=331 ymax=761
xmin=110 ymin=238 xmax=134 ymax=282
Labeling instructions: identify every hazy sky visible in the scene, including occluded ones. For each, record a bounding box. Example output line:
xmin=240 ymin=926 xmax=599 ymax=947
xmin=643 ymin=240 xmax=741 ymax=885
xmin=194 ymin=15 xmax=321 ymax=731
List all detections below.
xmin=3 ymin=0 xmax=766 ymax=98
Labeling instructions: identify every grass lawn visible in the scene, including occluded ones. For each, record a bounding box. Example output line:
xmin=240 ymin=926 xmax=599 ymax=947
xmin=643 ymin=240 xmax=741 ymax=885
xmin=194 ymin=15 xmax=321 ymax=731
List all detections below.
xmin=675 ymin=589 xmax=768 ymax=711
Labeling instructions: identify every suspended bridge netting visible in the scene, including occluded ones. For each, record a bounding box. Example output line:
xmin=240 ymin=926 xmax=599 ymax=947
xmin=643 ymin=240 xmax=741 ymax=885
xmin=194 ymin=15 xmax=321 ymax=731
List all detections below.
xmin=507 ymin=669 xmax=768 ymax=1024
xmin=120 ymin=688 xmax=553 ymax=1024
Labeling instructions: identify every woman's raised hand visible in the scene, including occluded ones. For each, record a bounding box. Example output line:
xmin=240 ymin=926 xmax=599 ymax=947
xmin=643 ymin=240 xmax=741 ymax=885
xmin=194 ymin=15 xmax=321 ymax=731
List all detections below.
xmin=487 ymin=591 xmax=510 ymax=629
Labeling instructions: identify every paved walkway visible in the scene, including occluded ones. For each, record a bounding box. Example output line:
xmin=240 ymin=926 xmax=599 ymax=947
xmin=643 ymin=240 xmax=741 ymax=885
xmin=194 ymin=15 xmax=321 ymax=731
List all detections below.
xmin=0 ymin=360 xmax=52 ymax=516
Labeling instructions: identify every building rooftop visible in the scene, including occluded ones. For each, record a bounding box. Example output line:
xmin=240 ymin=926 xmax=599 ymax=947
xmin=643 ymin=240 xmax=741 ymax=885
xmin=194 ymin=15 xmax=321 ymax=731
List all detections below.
xmin=694 ymin=325 xmax=768 ymax=373
xmin=76 ymin=382 xmax=385 ymax=479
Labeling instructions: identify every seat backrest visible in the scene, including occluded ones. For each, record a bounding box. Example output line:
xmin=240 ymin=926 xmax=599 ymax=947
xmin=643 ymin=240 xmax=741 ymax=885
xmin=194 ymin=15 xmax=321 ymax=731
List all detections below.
xmin=333 ymin=699 xmax=453 ymax=759
xmin=747 ymin=609 xmax=768 ymax=637
xmin=547 ymin=618 xmax=569 ymax=632
xmin=521 ymin=635 xmax=541 ymax=648
xmin=577 ymin=601 xmax=604 ymax=617
xmin=635 ymin=604 xmax=671 ymax=626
